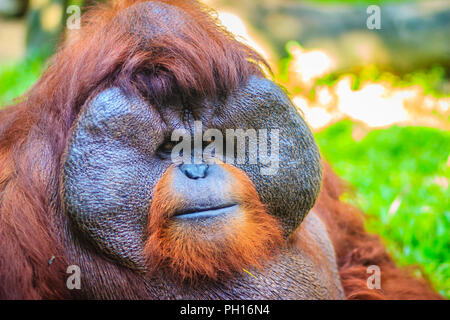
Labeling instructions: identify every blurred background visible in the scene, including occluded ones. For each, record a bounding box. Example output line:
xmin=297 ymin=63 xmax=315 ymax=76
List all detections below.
xmin=0 ymin=0 xmax=448 ymax=297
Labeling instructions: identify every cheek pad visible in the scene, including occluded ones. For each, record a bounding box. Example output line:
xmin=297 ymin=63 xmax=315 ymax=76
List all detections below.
xmin=62 ymin=87 xmax=167 ymax=269
xmin=222 ymin=76 xmax=322 ymax=236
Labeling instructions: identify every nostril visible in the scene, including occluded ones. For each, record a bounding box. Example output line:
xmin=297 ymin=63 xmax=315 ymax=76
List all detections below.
xmin=180 ymin=164 xmax=209 ymax=179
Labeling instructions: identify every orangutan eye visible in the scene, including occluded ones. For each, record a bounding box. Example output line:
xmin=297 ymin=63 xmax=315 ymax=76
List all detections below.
xmin=158 ymin=141 xmax=177 ymax=153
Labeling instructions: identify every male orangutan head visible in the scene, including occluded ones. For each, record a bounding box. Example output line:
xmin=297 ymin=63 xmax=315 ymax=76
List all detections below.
xmin=60 ymin=1 xmax=322 ymax=280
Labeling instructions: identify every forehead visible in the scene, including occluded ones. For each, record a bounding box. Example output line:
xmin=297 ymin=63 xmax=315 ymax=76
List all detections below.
xmin=120 ymin=1 xmax=195 ymax=39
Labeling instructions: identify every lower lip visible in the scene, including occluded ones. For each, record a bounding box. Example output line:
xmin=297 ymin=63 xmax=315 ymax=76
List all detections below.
xmin=173 ymin=205 xmax=239 ymax=220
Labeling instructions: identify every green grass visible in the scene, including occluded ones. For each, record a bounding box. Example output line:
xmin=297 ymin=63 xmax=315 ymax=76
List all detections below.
xmin=0 ymin=53 xmax=47 ymax=107
xmin=315 ymin=120 xmax=450 ymax=298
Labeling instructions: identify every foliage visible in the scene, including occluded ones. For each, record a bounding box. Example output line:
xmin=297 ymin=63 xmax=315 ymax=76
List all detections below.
xmin=317 ymin=64 xmax=448 ymax=98
xmin=315 ymin=120 xmax=450 ymax=297
xmin=278 ymin=41 xmax=448 ymax=99
xmin=0 ymin=52 xmax=47 ymax=106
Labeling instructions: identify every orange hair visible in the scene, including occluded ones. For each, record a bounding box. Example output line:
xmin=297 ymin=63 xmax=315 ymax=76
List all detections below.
xmin=144 ymin=164 xmax=283 ymax=283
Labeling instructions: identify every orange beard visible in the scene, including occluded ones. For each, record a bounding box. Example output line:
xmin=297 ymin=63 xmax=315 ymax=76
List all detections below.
xmin=143 ymin=164 xmax=284 ymax=283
